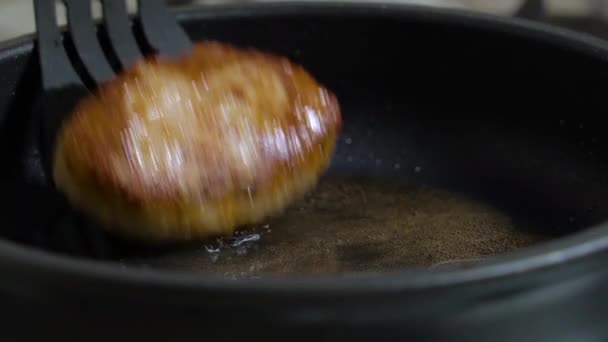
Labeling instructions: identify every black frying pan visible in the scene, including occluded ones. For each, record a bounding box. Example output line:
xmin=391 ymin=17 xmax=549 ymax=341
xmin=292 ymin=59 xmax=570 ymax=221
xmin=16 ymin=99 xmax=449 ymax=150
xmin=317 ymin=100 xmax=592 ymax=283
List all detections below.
xmin=1 ymin=2 xmax=608 ymax=341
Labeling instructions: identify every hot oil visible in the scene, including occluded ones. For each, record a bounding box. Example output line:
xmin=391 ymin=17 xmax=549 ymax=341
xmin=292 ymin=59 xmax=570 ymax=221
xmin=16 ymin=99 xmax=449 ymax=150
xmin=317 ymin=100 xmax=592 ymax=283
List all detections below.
xmin=121 ymin=177 xmax=548 ymax=277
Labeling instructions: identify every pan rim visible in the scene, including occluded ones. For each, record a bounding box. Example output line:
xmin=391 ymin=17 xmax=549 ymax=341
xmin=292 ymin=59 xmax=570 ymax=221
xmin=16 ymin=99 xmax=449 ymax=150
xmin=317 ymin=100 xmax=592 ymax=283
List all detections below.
xmin=1 ymin=1 xmax=608 ymax=296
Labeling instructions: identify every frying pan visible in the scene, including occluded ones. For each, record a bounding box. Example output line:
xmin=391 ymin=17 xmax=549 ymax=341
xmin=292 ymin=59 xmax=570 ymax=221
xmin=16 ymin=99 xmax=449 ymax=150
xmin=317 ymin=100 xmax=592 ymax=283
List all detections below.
xmin=2 ymin=1 xmax=608 ymax=341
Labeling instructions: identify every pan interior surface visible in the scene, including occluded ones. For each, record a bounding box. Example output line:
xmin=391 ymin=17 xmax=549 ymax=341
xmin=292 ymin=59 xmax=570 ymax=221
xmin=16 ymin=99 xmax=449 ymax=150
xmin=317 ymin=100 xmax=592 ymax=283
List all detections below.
xmin=1 ymin=6 xmax=608 ymax=278
xmin=122 ymin=176 xmax=547 ymax=276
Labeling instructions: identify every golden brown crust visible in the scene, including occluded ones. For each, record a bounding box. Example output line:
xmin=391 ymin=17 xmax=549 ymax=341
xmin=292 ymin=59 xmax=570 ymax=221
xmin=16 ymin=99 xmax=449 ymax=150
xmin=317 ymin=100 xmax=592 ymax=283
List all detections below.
xmin=53 ymin=41 xmax=341 ymax=241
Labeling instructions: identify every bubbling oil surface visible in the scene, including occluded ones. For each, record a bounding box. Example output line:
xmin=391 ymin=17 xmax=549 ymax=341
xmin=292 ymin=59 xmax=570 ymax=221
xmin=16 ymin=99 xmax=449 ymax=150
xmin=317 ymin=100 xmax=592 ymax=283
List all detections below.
xmin=121 ymin=177 xmax=548 ymax=277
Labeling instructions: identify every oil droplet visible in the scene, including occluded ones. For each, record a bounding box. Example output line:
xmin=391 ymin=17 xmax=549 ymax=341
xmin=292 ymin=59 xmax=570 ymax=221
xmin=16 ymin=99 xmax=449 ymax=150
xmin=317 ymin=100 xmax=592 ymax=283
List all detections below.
xmin=204 ymin=245 xmax=220 ymax=253
xmin=345 ymin=137 xmax=352 ymax=145
xmin=230 ymin=233 xmax=260 ymax=247
xmin=415 ymin=166 xmax=422 ymax=173
xmin=394 ymin=163 xmax=401 ymax=169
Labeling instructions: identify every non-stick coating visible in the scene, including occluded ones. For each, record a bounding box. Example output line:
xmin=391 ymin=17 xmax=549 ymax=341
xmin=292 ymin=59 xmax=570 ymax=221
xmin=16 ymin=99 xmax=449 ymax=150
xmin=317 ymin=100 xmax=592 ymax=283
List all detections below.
xmin=2 ymin=3 xmax=608 ymax=341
